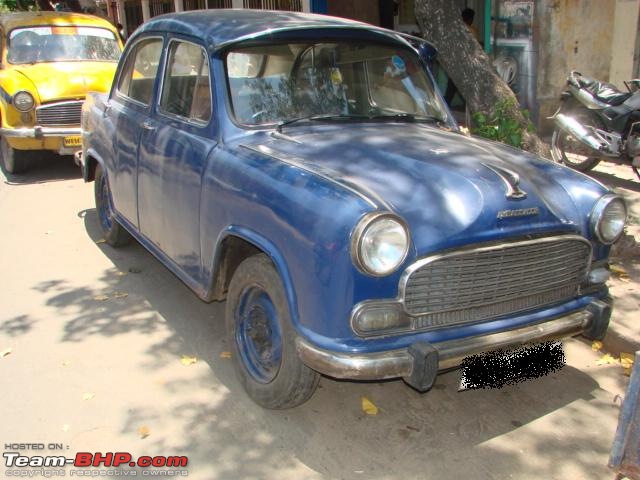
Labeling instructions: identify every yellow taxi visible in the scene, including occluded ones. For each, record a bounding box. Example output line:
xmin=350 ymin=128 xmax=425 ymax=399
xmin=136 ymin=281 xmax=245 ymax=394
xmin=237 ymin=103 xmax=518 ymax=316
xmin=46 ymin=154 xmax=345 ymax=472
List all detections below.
xmin=0 ymin=12 xmax=123 ymax=173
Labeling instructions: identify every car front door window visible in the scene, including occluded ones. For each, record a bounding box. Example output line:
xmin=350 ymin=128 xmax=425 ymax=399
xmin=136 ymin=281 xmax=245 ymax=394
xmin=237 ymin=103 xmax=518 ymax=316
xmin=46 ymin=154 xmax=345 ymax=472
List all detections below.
xmin=117 ymin=38 xmax=163 ymax=106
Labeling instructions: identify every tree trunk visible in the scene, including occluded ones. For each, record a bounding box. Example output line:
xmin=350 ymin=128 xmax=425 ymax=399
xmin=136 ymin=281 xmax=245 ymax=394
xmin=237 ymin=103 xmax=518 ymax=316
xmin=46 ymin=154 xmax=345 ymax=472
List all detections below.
xmin=414 ymin=0 xmax=550 ymax=158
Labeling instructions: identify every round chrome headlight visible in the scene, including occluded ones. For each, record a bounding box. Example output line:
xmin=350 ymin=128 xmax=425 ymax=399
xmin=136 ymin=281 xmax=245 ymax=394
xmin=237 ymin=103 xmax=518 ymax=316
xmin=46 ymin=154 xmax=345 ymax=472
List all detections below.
xmin=590 ymin=194 xmax=626 ymax=244
xmin=12 ymin=91 xmax=35 ymax=112
xmin=352 ymin=212 xmax=410 ymax=276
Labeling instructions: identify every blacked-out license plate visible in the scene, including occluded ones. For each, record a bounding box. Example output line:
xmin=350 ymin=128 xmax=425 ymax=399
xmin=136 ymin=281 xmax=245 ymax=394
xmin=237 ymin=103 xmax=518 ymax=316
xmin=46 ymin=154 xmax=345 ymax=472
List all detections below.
xmin=458 ymin=341 xmax=565 ymax=390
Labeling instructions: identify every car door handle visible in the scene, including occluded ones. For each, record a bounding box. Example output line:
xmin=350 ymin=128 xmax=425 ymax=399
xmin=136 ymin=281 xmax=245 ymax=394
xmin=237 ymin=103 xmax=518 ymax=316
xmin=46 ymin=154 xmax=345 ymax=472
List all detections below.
xmin=141 ymin=120 xmax=156 ymax=131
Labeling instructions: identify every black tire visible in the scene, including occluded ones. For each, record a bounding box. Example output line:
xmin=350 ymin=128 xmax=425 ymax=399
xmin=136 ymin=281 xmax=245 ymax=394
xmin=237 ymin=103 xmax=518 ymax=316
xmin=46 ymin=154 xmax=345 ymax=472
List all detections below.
xmin=1 ymin=137 xmax=30 ymax=174
xmin=226 ymin=254 xmax=320 ymax=409
xmin=551 ymin=109 xmax=602 ymax=172
xmin=94 ymin=164 xmax=131 ymax=247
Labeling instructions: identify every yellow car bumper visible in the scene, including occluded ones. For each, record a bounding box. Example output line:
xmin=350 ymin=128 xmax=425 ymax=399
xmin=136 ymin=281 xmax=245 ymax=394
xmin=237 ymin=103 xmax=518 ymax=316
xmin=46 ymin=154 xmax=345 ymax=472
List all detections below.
xmin=1 ymin=126 xmax=82 ymax=155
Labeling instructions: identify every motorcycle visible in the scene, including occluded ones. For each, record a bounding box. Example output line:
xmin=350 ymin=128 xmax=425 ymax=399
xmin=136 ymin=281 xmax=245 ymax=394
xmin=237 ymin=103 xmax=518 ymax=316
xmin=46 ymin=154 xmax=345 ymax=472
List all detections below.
xmin=551 ymin=71 xmax=640 ymax=180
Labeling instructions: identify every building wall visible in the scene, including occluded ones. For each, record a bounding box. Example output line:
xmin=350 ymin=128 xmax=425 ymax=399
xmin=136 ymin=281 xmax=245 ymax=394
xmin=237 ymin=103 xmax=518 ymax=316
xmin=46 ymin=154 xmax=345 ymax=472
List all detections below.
xmin=327 ymin=0 xmax=380 ymax=26
xmin=610 ymin=0 xmax=640 ymax=85
xmin=535 ymin=0 xmax=639 ymax=133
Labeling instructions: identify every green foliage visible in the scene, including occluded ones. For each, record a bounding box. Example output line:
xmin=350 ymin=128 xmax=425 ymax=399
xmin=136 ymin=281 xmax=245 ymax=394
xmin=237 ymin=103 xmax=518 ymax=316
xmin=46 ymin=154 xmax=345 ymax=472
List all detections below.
xmin=0 ymin=0 xmax=37 ymax=11
xmin=471 ymin=98 xmax=534 ymax=148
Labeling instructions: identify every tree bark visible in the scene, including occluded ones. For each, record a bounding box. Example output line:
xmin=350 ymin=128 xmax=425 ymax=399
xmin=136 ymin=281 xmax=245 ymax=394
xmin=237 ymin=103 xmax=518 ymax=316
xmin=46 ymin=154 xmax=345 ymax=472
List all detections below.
xmin=414 ymin=0 xmax=550 ymax=158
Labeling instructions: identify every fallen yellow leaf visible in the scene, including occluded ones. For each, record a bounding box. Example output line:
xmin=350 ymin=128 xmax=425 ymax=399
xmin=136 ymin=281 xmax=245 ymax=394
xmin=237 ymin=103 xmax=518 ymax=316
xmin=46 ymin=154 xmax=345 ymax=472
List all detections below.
xmin=591 ymin=341 xmax=603 ymax=352
xmin=93 ymin=294 xmax=109 ymax=301
xmin=137 ymin=426 xmax=150 ymax=439
xmin=610 ymin=264 xmax=628 ymax=276
xmin=361 ymin=397 xmax=378 ymax=415
xmin=82 ymin=392 xmax=95 ymax=401
xmin=180 ymin=355 xmax=197 ymax=366
xmin=1 ymin=347 xmax=12 ymax=358
xmin=116 ymin=271 xmax=128 ymax=277
xmin=621 ymin=352 xmax=634 ymax=371
xmin=219 ymin=351 xmax=232 ymax=359
xmin=95 ymin=239 xmax=106 ymax=244
xmin=112 ymin=292 xmax=129 ymax=299
xmin=596 ymin=353 xmax=619 ymax=366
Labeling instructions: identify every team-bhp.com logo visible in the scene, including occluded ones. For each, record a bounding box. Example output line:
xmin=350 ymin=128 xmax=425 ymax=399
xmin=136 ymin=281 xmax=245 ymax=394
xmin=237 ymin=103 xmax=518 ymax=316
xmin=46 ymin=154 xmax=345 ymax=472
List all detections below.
xmin=4 ymin=452 xmax=188 ymax=476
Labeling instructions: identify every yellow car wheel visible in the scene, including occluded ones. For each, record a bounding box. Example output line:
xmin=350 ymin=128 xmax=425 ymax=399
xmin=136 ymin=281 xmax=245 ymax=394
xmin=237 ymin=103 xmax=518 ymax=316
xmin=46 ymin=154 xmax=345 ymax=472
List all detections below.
xmin=1 ymin=137 xmax=30 ymax=174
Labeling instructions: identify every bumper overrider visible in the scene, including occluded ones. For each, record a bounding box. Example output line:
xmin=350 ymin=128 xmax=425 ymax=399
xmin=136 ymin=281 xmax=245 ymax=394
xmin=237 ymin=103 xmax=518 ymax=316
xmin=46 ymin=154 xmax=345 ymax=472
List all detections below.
xmin=296 ymin=299 xmax=612 ymax=391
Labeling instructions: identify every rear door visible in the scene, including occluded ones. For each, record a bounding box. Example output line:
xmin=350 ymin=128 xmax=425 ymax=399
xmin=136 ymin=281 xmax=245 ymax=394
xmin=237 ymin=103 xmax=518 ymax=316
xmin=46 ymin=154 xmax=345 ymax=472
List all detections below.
xmin=107 ymin=36 xmax=164 ymax=227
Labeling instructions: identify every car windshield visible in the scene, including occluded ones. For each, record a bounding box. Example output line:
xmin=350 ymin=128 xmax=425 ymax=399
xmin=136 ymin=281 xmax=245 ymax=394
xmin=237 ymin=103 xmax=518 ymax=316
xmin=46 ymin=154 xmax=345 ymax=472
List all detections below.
xmin=226 ymin=41 xmax=450 ymax=127
xmin=7 ymin=26 xmax=120 ymax=64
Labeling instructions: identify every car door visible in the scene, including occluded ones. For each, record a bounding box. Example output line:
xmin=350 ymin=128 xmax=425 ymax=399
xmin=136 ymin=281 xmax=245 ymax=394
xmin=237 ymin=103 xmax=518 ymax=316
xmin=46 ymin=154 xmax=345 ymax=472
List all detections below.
xmin=137 ymin=38 xmax=216 ymax=278
xmin=108 ymin=36 xmax=164 ymax=227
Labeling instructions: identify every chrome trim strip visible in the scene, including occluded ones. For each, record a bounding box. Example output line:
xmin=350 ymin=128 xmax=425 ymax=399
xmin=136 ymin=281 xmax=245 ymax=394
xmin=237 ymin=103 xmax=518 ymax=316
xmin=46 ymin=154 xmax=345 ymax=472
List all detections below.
xmin=0 ymin=127 xmax=82 ymax=138
xmin=35 ymin=99 xmax=84 ymax=110
xmin=297 ymin=307 xmax=593 ymax=380
xmin=239 ymin=143 xmax=378 ymax=208
xmin=270 ymin=131 xmax=302 ymax=144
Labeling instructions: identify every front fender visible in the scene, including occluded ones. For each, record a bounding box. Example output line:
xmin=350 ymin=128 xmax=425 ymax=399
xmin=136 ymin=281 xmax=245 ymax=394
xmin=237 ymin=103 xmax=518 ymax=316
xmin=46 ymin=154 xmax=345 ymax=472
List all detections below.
xmin=211 ymin=226 xmax=300 ymax=325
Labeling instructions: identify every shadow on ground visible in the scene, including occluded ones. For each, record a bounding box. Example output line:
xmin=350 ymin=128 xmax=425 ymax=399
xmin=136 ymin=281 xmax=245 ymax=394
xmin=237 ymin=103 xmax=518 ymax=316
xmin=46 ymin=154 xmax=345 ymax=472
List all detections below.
xmin=1 ymin=153 xmax=81 ymax=185
xmin=21 ymin=208 xmax=617 ymax=478
xmin=589 ymin=169 xmax=640 ymax=194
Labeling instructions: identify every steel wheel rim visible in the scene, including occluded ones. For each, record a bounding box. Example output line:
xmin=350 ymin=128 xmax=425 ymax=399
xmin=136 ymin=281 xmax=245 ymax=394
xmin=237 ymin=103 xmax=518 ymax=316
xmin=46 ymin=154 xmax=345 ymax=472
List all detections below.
xmin=235 ymin=285 xmax=283 ymax=384
xmin=98 ymin=173 xmax=114 ymax=232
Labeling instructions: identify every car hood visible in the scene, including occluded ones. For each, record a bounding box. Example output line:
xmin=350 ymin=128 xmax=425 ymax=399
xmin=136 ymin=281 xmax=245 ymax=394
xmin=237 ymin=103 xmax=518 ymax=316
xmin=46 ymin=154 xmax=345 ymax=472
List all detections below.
xmin=242 ymin=123 xmax=607 ymax=253
xmin=12 ymin=62 xmax=118 ymax=102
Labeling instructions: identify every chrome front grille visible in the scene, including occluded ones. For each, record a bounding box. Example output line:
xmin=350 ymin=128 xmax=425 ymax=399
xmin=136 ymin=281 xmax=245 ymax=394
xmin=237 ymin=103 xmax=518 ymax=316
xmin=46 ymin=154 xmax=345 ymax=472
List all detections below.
xmin=36 ymin=101 xmax=83 ymax=127
xmin=402 ymin=236 xmax=591 ymax=330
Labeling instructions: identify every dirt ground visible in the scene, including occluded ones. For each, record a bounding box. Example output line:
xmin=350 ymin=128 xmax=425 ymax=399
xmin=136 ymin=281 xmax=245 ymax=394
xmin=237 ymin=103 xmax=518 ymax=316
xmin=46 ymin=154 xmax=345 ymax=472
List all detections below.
xmin=0 ymin=156 xmax=637 ymax=480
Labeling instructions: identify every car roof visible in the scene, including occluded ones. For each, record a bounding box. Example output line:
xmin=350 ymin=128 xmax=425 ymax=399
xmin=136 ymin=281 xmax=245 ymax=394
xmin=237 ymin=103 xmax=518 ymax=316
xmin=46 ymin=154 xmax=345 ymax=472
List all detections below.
xmin=134 ymin=9 xmax=404 ymax=50
xmin=0 ymin=11 xmax=118 ymax=33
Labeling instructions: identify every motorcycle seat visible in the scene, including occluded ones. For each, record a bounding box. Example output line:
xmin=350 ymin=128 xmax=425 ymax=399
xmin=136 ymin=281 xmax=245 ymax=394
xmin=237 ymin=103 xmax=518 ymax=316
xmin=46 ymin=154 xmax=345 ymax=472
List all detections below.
xmin=578 ymin=75 xmax=631 ymax=106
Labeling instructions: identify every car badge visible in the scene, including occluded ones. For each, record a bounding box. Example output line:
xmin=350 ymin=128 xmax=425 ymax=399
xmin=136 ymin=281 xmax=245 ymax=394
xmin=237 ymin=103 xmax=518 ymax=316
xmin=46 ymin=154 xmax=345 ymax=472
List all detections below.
xmin=497 ymin=207 xmax=540 ymax=219
xmin=482 ymin=163 xmax=527 ymax=200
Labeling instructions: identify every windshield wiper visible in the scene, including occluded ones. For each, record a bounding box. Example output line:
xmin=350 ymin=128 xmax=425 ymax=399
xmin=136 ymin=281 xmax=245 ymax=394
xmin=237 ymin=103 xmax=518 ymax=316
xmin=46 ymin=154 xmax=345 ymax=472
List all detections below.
xmin=368 ymin=113 xmax=443 ymax=125
xmin=276 ymin=112 xmax=444 ymax=132
xmin=276 ymin=114 xmax=370 ymax=132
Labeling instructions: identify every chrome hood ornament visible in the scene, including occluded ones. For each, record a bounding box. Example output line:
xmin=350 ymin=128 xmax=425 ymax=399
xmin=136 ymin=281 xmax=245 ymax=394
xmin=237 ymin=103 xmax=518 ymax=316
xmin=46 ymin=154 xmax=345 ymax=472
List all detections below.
xmin=482 ymin=163 xmax=527 ymax=200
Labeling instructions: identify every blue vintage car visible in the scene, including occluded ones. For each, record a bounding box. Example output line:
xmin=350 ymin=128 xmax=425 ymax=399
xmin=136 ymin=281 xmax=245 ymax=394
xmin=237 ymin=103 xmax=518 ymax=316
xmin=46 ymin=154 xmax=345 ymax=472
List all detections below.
xmin=80 ymin=9 xmax=625 ymax=408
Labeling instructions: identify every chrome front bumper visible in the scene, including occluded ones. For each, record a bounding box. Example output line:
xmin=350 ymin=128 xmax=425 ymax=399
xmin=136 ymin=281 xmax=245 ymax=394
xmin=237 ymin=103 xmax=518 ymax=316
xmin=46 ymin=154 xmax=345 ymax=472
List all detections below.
xmin=0 ymin=126 xmax=81 ymax=138
xmin=296 ymin=299 xmax=611 ymax=390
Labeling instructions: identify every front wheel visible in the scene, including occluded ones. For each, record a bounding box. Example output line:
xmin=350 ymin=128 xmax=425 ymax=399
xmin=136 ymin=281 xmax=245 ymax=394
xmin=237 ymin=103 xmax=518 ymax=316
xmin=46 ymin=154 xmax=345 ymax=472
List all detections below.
xmin=226 ymin=254 xmax=320 ymax=409
xmin=1 ymin=137 xmax=30 ymax=174
xmin=94 ymin=164 xmax=131 ymax=247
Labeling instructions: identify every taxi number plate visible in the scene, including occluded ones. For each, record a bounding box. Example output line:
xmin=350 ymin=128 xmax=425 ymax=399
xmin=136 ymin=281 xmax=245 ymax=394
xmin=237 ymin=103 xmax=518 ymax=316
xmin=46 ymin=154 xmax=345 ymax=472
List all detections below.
xmin=63 ymin=136 xmax=82 ymax=147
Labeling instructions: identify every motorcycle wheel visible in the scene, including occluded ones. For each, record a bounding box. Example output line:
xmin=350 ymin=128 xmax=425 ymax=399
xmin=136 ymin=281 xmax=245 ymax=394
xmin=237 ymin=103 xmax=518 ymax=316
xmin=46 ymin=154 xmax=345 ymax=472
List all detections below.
xmin=551 ymin=110 xmax=602 ymax=172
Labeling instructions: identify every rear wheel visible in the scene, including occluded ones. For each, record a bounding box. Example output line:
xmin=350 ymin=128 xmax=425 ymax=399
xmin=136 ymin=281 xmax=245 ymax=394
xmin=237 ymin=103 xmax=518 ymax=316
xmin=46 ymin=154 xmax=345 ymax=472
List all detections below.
xmin=94 ymin=164 xmax=131 ymax=247
xmin=226 ymin=254 xmax=320 ymax=409
xmin=551 ymin=110 xmax=602 ymax=172
xmin=1 ymin=137 xmax=30 ymax=174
